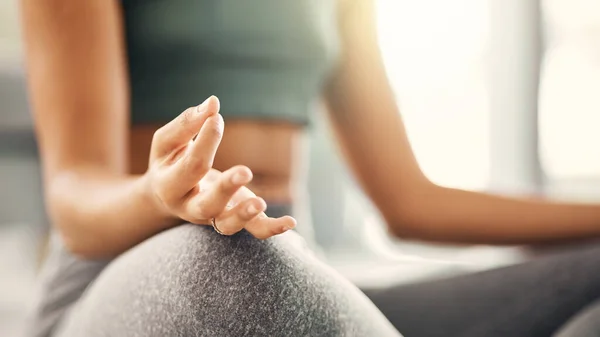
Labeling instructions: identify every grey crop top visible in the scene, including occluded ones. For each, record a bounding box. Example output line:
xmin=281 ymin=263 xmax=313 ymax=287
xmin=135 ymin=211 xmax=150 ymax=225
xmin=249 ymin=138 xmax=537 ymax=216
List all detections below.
xmin=122 ymin=0 xmax=340 ymax=125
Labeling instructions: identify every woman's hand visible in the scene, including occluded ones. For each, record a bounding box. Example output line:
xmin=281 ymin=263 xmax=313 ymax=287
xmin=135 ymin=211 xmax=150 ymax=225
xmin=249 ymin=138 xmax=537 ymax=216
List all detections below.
xmin=144 ymin=96 xmax=296 ymax=239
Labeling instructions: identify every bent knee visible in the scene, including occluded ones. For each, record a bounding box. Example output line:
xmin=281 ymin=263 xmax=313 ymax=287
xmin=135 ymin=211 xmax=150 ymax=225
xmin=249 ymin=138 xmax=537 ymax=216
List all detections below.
xmin=61 ymin=225 xmax=396 ymax=336
xmin=157 ymin=225 xmax=349 ymax=335
xmin=62 ymin=226 xmax=342 ymax=335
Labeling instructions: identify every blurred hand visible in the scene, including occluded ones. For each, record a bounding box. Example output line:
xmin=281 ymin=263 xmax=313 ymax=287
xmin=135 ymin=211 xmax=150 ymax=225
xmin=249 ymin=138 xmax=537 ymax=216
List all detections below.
xmin=144 ymin=96 xmax=296 ymax=239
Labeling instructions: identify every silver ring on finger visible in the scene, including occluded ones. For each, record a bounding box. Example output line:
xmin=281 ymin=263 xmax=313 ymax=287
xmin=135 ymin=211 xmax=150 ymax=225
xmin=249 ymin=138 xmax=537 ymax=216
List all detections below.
xmin=210 ymin=217 xmax=225 ymax=235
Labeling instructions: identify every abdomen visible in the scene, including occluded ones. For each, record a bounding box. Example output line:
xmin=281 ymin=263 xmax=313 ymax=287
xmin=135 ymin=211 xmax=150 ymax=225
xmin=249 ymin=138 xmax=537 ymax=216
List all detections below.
xmin=129 ymin=121 xmax=304 ymax=203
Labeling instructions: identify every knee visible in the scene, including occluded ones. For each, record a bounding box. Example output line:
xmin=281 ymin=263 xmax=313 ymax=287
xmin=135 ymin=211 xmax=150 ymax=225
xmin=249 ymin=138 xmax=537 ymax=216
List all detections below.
xmin=160 ymin=225 xmax=346 ymax=336
xmin=84 ymin=225 xmax=348 ymax=336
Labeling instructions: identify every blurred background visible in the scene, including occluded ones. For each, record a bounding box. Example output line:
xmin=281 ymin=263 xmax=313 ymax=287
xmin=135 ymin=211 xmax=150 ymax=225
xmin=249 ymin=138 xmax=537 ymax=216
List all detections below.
xmin=1 ymin=0 xmax=600 ymax=335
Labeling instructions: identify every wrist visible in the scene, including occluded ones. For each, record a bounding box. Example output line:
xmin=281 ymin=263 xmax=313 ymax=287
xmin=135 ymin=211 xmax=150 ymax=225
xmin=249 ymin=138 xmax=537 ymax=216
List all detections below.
xmin=136 ymin=173 xmax=182 ymax=230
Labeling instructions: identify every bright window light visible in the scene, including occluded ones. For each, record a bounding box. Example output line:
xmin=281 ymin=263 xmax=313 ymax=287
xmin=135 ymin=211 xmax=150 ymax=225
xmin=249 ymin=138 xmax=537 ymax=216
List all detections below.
xmin=539 ymin=0 xmax=600 ymax=179
xmin=376 ymin=0 xmax=491 ymax=190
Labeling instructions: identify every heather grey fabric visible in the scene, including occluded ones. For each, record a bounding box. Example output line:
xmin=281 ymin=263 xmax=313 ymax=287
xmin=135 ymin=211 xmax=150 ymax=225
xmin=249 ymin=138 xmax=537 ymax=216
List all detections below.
xmin=24 ymin=210 xmax=600 ymax=337
xmin=26 ymin=225 xmax=400 ymax=337
xmin=22 ymin=232 xmax=110 ymax=337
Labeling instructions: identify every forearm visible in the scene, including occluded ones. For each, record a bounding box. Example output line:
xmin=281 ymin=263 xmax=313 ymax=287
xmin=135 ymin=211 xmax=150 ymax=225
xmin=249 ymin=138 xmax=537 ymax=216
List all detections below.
xmin=48 ymin=170 xmax=178 ymax=258
xmin=326 ymin=0 xmax=600 ymax=245
xmin=393 ymin=184 xmax=600 ymax=244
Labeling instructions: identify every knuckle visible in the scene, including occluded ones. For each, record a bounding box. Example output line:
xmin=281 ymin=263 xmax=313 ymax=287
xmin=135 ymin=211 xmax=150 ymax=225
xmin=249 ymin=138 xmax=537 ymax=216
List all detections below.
xmin=152 ymin=128 xmax=167 ymax=145
xmin=195 ymin=201 xmax=218 ymax=219
xmin=240 ymin=205 xmax=260 ymax=221
xmin=238 ymin=211 xmax=253 ymax=222
xmin=184 ymin=155 xmax=210 ymax=173
xmin=216 ymin=177 xmax=235 ymax=194
xmin=178 ymin=107 xmax=195 ymax=127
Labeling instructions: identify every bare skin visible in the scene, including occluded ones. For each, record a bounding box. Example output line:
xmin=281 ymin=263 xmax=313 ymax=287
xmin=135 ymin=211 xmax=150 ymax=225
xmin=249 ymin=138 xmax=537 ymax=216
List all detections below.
xmin=20 ymin=0 xmax=600 ymax=259
xmin=130 ymin=121 xmax=302 ymax=203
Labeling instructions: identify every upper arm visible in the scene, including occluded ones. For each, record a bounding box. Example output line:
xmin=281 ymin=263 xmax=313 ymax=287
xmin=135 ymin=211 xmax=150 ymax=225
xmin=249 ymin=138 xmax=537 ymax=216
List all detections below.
xmin=326 ymin=0 xmax=382 ymax=103
xmin=323 ymin=0 xmax=430 ymax=219
xmin=20 ymin=0 xmax=129 ymax=180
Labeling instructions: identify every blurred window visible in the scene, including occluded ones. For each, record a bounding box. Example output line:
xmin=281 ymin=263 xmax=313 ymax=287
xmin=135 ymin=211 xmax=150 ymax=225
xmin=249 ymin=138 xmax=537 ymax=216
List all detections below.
xmin=377 ymin=0 xmax=491 ymax=190
xmin=539 ymin=0 xmax=600 ymax=179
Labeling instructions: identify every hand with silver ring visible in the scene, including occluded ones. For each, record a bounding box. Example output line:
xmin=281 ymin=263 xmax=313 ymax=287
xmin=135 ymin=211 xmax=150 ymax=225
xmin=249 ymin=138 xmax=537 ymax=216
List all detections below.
xmin=143 ymin=96 xmax=296 ymax=239
xmin=210 ymin=217 xmax=224 ymax=235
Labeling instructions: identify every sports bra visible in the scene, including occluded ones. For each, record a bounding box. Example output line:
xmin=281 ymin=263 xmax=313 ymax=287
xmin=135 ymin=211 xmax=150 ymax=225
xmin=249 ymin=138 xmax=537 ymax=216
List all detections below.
xmin=122 ymin=0 xmax=340 ymax=126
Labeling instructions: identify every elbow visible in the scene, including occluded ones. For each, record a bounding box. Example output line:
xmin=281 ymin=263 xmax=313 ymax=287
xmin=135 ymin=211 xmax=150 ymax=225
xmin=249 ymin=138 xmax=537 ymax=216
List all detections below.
xmin=45 ymin=176 xmax=106 ymax=259
xmin=387 ymin=214 xmax=448 ymax=242
xmin=61 ymin=236 xmax=109 ymax=260
xmin=54 ymin=226 xmax=90 ymax=258
xmin=386 ymin=214 xmax=430 ymax=241
xmin=384 ymin=183 xmax=441 ymax=241
xmin=51 ymin=218 xmax=108 ymax=259
xmin=46 ymin=198 xmax=97 ymax=259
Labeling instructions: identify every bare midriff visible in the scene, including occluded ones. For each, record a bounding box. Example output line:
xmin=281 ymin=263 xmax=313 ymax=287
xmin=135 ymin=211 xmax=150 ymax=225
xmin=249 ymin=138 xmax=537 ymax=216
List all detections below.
xmin=129 ymin=120 xmax=305 ymax=204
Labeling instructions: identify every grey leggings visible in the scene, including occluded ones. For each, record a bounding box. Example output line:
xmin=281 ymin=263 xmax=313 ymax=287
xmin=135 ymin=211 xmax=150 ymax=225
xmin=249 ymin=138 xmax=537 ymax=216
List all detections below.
xmin=24 ymin=225 xmax=400 ymax=337
xmin=364 ymin=241 xmax=600 ymax=337
xmin=24 ymin=224 xmax=600 ymax=337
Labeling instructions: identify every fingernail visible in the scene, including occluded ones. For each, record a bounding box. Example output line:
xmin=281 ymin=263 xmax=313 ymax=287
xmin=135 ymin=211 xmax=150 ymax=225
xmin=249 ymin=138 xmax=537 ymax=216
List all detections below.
xmin=285 ymin=218 xmax=297 ymax=230
xmin=247 ymin=204 xmax=259 ymax=215
xmin=280 ymin=223 xmax=296 ymax=233
xmin=231 ymin=171 xmax=248 ymax=185
xmin=197 ymin=96 xmax=212 ymax=114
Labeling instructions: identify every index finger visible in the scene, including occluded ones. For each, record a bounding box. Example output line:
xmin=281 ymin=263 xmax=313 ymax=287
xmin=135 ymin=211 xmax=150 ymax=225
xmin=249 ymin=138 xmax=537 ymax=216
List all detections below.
xmin=230 ymin=185 xmax=297 ymax=239
xmin=151 ymin=96 xmax=220 ymax=158
xmin=164 ymin=113 xmax=225 ymax=197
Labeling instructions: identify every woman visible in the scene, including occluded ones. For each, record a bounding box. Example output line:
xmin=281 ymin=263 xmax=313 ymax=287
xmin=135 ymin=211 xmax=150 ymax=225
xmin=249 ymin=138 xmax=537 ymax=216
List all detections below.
xmin=19 ymin=0 xmax=600 ymax=336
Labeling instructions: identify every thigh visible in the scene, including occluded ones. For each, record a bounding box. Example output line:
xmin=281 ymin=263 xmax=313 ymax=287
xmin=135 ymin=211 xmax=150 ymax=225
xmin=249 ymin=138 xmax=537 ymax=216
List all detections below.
xmin=364 ymin=241 xmax=600 ymax=337
xmin=55 ymin=225 xmax=401 ymax=337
